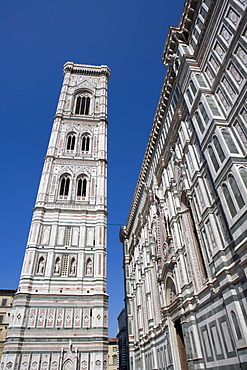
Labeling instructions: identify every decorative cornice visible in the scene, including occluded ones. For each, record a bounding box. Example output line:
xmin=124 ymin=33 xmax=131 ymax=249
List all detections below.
xmin=125 ymin=65 xmax=179 ymax=236
xmin=63 ymin=62 xmax=110 ymax=80
xmin=162 ymin=0 xmax=200 ymax=65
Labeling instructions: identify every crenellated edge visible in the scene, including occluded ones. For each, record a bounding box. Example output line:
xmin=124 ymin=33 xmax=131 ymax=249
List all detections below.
xmin=63 ymin=61 xmax=111 ymax=79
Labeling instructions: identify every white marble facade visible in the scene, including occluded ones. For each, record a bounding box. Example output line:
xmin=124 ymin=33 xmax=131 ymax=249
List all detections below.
xmin=121 ymin=0 xmax=247 ymax=369
xmin=1 ymin=63 xmax=110 ymax=370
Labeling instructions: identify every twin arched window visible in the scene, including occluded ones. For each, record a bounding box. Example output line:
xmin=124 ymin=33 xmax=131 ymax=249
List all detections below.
xmin=59 ymin=176 xmax=70 ymax=196
xmin=66 ymin=133 xmax=90 ymax=153
xmin=75 ymin=95 xmax=90 ymax=115
xmin=59 ymin=175 xmax=88 ymax=199
xmin=81 ymin=135 xmax=90 ymax=152
xmin=66 ymin=134 xmax=76 ymax=151
xmin=77 ymin=178 xmax=87 ymax=197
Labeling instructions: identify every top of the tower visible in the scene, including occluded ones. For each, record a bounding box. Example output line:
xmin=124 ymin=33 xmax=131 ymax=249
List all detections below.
xmin=63 ymin=61 xmax=110 ymax=79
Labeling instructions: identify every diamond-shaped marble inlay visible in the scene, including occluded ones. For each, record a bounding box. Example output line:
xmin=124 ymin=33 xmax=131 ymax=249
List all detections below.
xmin=97 ymin=314 xmax=101 ymax=321
xmin=95 ymin=360 xmax=101 ymax=367
xmin=17 ymin=313 xmax=22 ymax=321
xmin=75 ymin=315 xmax=80 ymax=322
xmin=84 ymin=314 xmax=89 ymax=322
xmin=6 ymin=363 xmax=13 ymax=369
xmin=48 ymin=314 xmax=54 ymax=322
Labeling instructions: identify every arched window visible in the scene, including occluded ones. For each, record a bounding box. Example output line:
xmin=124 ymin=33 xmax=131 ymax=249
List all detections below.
xmin=77 ymin=178 xmax=87 ymax=197
xmin=166 ymin=277 xmax=177 ymax=305
xmin=229 ymin=175 xmax=244 ymax=209
xmin=195 ymin=111 xmax=204 ymax=133
xmin=66 ymin=134 xmax=76 ymax=151
xmin=222 ymin=130 xmax=239 ymax=153
xmin=81 ymin=135 xmax=90 ymax=152
xmin=222 ymin=184 xmax=237 ymax=217
xmin=54 ymin=257 xmax=60 ymax=274
xmin=231 ymin=311 xmax=242 ymax=340
xmin=213 ymin=136 xmax=225 ymax=162
xmin=75 ymin=95 xmax=90 ymax=115
xmin=113 ymin=355 xmax=117 ymax=365
xmin=240 ymin=168 xmax=247 ymax=188
xmin=190 ymin=80 xmax=197 ymax=95
xmin=199 ymin=102 xmax=209 ymax=124
xmin=37 ymin=256 xmax=45 ymax=274
xmin=59 ymin=176 xmax=70 ymax=196
xmin=86 ymin=258 xmax=93 ymax=275
xmin=208 ymin=145 xmax=219 ymax=171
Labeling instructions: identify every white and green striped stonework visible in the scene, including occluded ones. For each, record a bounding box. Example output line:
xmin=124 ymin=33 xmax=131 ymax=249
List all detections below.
xmin=121 ymin=0 xmax=247 ymax=369
xmin=1 ymin=63 xmax=110 ymax=370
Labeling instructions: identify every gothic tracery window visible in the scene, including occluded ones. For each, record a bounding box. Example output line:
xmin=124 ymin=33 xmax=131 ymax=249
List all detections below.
xmin=59 ymin=175 xmax=70 ymax=197
xmin=81 ymin=134 xmax=90 ymax=152
xmin=77 ymin=177 xmax=87 ymax=198
xmin=75 ymin=95 xmax=90 ymax=115
xmin=66 ymin=134 xmax=76 ymax=151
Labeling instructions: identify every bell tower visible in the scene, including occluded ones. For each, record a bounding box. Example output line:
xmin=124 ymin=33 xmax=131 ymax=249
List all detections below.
xmin=2 ymin=62 xmax=110 ymax=370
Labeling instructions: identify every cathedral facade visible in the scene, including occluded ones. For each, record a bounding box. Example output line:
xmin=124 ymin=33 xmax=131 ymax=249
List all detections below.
xmin=1 ymin=63 xmax=110 ymax=370
xmin=120 ymin=0 xmax=247 ymax=369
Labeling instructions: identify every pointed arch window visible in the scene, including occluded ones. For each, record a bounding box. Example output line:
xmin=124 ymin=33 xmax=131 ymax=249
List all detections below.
xmin=77 ymin=177 xmax=87 ymax=198
xmin=82 ymin=134 xmax=90 ymax=152
xmin=59 ymin=176 xmax=70 ymax=197
xmin=222 ymin=184 xmax=237 ymax=217
xmin=66 ymin=134 xmax=76 ymax=151
xmin=75 ymin=95 xmax=90 ymax=115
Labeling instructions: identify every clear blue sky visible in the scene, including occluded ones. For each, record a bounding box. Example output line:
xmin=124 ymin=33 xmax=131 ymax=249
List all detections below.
xmin=0 ymin=0 xmax=184 ymax=337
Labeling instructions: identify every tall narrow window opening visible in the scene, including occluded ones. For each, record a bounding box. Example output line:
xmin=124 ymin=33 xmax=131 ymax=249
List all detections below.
xmin=75 ymin=96 xmax=90 ymax=115
xmin=222 ymin=130 xmax=239 ymax=153
xmin=199 ymin=102 xmax=209 ymax=124
xmin=229 ymin=175 xmax=245 ymax=209
xmin=59 ymin=176 xmax=70 ymax=196
xmin=208 ymin=146 xmax=219 ymax=171
xmin=77 ymin=178 xmax=87 ymax=197
xmin=66 ymin=134 xmax=76 ymax=150
xmin=240 ymin=168 xmax=247 ymax=188
xmin=195 ymin=111 xmax=204 ymax=133
xmin=213 ymin=136 xmax=225 ymax=162
xmin=231 ymin=311 xmax=242 ymax=340
xmin=82 ymin=135 xmax=90 ymax=152
xmin=222 ymin=184 xmax=237 ymax=217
